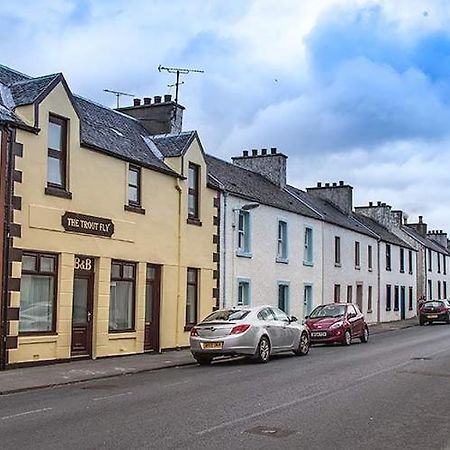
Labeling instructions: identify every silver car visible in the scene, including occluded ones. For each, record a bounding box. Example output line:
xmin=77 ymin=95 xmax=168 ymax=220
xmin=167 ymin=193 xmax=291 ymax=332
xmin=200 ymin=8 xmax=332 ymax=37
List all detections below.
xmin=190 ymin=305 xmax=310 ymax=365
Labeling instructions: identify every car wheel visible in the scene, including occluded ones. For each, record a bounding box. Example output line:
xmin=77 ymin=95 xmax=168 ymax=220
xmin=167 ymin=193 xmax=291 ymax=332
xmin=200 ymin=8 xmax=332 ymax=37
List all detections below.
xmin=195 ymin=356 xmax=213 ymax=366
xmin=293 ymin=332 xmax=310 ymax=356
xmin=360 ymin=326 xmax=369 ymax=343
xmin=342 ymin=329 xmax=352 ymax=346
xmin=254 ymin=336 xmax=270 ymax=363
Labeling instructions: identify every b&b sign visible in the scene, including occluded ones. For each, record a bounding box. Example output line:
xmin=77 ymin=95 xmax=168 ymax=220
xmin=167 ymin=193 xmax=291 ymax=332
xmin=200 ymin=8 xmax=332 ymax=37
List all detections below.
xmin=62 ymin=211 xmax=114 ymax=238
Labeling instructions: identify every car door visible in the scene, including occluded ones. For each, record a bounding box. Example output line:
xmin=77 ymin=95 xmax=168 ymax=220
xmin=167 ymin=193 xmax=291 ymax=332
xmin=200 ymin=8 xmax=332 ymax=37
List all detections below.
xmin=270 ymin=307 xmax=296 ymax=349
xmin=257 ymin=307 xmax=278 ymax=349
xmin=349 ymin=304 xmax=364 ymax=337
xmin=347 ymin=304 xmax=359 ymax=337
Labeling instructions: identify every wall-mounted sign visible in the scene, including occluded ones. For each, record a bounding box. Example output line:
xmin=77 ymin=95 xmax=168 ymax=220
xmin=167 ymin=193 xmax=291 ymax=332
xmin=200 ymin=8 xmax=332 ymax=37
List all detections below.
xmin=74 ymin=255 xmax=94 ymax=272
xmin=62 ymin=212 xmax=114 ymax=238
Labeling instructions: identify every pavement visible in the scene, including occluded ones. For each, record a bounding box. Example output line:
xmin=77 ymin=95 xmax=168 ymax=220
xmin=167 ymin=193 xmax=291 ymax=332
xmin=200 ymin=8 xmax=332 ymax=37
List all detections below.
xmin=0 ymin=317 xmax=418 ymax=395
xmin=0 ymin=321 xmax=449 ymax=450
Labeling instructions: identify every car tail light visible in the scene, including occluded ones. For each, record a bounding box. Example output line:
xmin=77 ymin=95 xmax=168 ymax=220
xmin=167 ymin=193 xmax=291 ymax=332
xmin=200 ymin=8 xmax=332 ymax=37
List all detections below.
xmin=190 ymin=327 xmax=199 ymax=337
xmin=230 ymin=324 xmax=251 ymax=335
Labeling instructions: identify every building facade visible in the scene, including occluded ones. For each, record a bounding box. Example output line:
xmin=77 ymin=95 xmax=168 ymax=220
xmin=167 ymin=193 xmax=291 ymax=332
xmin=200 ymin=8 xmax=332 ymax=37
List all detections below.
xmin=0 ymin=64 xmax=217 ymax=366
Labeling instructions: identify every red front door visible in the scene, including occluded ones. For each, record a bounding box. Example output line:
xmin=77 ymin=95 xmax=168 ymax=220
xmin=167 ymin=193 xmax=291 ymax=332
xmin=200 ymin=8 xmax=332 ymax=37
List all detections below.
xmin=71 ymin=256 xmax=94 ymax=357
xmin=144 ymin=264 xmax=161 ymax=352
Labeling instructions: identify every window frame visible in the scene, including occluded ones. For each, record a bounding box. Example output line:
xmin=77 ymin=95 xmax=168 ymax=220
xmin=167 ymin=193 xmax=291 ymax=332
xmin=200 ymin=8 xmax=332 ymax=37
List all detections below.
xmin=47 ymin=114 xmax=68 ymax=192
xmin=303 ymin=226 xmax=314 ymax=266
xmin=127 ymin=164 xmax=141 ymax=207
xmin=400 ymin=248 xmax=405 ymax=273
xmin=109 ymin=260 xmax=136 ymax=333
xmin=185 ymin=268 xmax=199 ymax=327
xmin=437 ymin=253 xmax=441 ymax=274
xmin=334 ymin=284 xmax=341 ymax=303
xmin=347 ymin=285 xmax=353 ymax=303
xmin=20 ymin=251 xmax=58 ymax=335
xmin=187 ymin=162 xmax=200 ymax=221
xmin=438 ymin=280 xmax=442 ymax=299
xmin=276 ymin=220 xmax=289 ymax=263
xmin=237 ymin=278 xmax=251 ymax=307
xmin=428 ymin=249 xmax=433 ymax=272
xmin=354 ymin=241 xmax=360 ymax=269
xmin=334 ymin=236 xmax=341 ymax=266
xmin=386 ymin=243 xmax=391 ymax=271
xmin=368 ymin=245 xmax=373 ymax=271
xmin=428 ymin=279 xmax=433 ymax=300
xmin=386 ymin=284 xmax=392 ymax=311
xmin=394 ymin=285 xmax=399 ymax=311
xmin=236 ymin=209 xmax=251 ymax=257
xmin=278 ymin=281 xmax=290 ymax=314
xmin=408 ymin=286 xmax=413 ymax=311
xmin=367 ymin=285 xmax=373 ymax=313
xmin=408 ymin=250 xmax=413 ymax=275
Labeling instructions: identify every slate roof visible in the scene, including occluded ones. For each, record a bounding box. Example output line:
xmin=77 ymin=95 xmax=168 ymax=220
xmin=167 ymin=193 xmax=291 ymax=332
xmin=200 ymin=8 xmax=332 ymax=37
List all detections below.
xmin=0 ymin=64 xmax=179 ymax=176
xmin=354 ymin=214 xmax=415 ymax=250
xmin=206 ymin=154 xmax=321 ymax=219
xmin=9 ymin=74 xmax=59 ymax=106
xmin=403 ymin=226 xmax=450 ymax=255
xmin=286 ymin=185 xmax=378 ymax=238
xmin=75 ymin=96 xmax=178 ymax=176
xmin=152 ymin=131 xmax=197 ymax=157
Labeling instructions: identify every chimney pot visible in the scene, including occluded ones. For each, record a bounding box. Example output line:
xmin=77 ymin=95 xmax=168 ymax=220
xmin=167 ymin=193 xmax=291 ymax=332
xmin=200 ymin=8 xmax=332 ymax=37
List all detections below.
xmin=377 ymin=201 xmax=381 ymax=206
xmin=143 ymin=97 xmax=151 ymax=105
xmin=419 ymin=215 xmax=423 ymax=223
xmin=339 ymin=180 xmax=344 ymax=186
xmin=325 ymin=182 xmax=330 ymax=187
xmin=332 ymin=182 xmax=337 ymax=187
xmin=369 ymin=201 xmax=373 ymax=207
xmin=133 ymin=98 xmax=141 ymax=106
xmin=261 ymin=148 xmax=267 ymax=155
xmin=243 ymin=150 xmax=248 ymax=157
xmin=154 ymin=95 xmax=162 ymax=104
xmin=317 ymin=182 xmax=322 ymax=187
xmin=164 ymin=94 xmax=172 ymax=102
xmin=252 ymin=149 xmax=258 ymax=156
xmin=440 ymin=230 xmax=443 ymax=233
xmin=270 ymin=147 xmax=277 ymax=154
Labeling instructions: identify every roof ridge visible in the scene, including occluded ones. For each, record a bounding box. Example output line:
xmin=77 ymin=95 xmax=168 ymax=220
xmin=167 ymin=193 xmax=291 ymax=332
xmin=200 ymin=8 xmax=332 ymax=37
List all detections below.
xmin=10 ymin=73 xmax=60 ymax=86
xmin=152 ymin=130 xmax=195 ymax=139
xmin=0 ymin=63 xmax=32 ymax=80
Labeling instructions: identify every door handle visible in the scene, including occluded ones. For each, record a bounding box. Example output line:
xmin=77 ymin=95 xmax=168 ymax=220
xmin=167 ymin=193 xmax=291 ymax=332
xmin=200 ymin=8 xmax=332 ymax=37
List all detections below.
xmin=87 ymin=311 xmax=92 ymax=322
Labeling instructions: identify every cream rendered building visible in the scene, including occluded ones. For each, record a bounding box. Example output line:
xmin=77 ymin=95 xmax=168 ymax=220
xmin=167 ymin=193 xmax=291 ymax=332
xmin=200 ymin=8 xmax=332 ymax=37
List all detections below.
xmin=0 ymin=64 xmax=218 ymax=366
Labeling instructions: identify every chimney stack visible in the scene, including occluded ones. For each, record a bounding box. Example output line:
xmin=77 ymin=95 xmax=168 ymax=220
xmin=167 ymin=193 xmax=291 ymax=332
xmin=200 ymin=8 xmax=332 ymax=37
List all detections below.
xmin=408 ymin=215 xmax=428 ymax=237
xmin=232 ymin=147 xmax=288 ymax=188
xmin=117 ymin=93 xmax=184 ymax=135
xmin=427 ymin=229 xmax=448 ymax=248
xmin=306 ymin=181 xmax=353 ymax=215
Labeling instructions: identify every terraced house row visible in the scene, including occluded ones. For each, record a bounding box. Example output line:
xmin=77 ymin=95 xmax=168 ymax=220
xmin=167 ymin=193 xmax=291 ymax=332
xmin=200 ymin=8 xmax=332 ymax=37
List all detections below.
xmin=0 ymin=63 xmax=449 ymax=368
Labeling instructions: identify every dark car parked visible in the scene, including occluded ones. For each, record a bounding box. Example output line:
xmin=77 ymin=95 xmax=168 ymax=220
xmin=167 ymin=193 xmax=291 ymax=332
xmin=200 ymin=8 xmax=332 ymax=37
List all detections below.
xmin=419 ymin=300 xmax=450 ymax=325
xmin=305 ymin=303 xmax=369 ymax=346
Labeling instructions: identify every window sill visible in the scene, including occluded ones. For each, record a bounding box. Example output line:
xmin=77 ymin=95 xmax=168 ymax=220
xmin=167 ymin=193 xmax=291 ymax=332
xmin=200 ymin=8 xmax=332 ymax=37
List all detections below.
xmin=394 ymin=308 xmax=399 ymax=312
xmin=409 ymin=271 xmax=413 ymax=275
xmin=334 ymin=263 xmax=341 ymax=268
xmin=236 ymin=251 xmax=252 ymax=258
xmin=367 ymin=310 xmax=373 ymax=314
xmin=303 ymin=261 xmax=314 ymax=267
xmin=386 ymin=308 xmax=391 ymax=312
xmin=187 ymin=217 xmax=202 ymax=226
xmin=124 ymin=204 xmax=146 ymax=215
xmin=45 ymin=186 xmax=72 ymax=199
xmin=386 ymin=268 xmax=392 ymax=272
xmin=400 ymin=270 xmax=405 ymax=274
xmin=355 ymin=266 xmax=361 ymax=270
xmin=108 ymin=331 xmax=136 ymax=339
xmin=19 ymin=334 xmax=58 ymax=344
xmin=276 ymin=257 xmax=289 ymax=264
xmin=368 ymin=268 xmax=373 ymax=272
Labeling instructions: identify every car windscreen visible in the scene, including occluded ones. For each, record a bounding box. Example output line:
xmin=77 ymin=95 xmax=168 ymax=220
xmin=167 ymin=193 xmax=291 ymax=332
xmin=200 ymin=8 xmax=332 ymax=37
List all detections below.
xmin=309 ymin=305 xmax=346 ymax=318
xmin=202 ymin=309 xmax=250 ymax=322
xmin=423 ymin=301 xmax=443 ymax=308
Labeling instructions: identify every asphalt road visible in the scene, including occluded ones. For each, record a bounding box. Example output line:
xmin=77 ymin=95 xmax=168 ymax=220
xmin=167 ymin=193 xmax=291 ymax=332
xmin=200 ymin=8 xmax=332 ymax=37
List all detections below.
xmin=0 ymin=325 xmax=449 ymax=450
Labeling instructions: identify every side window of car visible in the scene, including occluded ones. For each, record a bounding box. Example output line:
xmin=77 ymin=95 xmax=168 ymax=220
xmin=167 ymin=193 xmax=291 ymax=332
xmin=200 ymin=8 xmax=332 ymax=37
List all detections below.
xmin=347 ymin=305 xmax=357 ymax=316
xmin=271 ymin=307 xmax=290 ymax=322
xmin=257 ymin=308 xmax=274 ymax=321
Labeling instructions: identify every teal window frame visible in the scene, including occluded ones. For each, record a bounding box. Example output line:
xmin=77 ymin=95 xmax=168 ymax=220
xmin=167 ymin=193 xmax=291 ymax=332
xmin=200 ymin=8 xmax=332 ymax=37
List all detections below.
xmin=303 ymin=283 xmax=313 ymax=318
xmin=277 ymin=281 xmax=290 ymax=314
xmin=303 ymin=226 xmax=314 ymax=266
xmin=237 ymin=278 xmax=251 ymax=306
xmin=236 ymin=209 xmax=252 ymax=258
xmin=276 ymin=219 xmax=289 ymax=263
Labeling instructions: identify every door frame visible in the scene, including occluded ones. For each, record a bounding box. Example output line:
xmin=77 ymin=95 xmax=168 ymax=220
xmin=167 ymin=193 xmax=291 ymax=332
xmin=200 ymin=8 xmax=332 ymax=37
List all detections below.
xmin=71 ymin=256 xmax=95 ymax=357
xmin=400 ymin=286 xmax=406 ymax=320
xmin=144 ymin=264 xmax=161 ymax=352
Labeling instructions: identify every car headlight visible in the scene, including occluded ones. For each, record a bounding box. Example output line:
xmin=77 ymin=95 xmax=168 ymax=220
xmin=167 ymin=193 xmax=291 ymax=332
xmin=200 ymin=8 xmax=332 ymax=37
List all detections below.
xmin=330 ymin=321 xmax=344 ymax=329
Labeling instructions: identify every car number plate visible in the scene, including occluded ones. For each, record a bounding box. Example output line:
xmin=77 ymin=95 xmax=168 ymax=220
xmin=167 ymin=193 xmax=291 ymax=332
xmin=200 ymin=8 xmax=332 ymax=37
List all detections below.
xmin=427 ymin=315 xmax=438 ymax=319
xmin=201 ymin=342 xmax=223 ymax=349
xmin=311 ymin=331 xmax=327 ymax=338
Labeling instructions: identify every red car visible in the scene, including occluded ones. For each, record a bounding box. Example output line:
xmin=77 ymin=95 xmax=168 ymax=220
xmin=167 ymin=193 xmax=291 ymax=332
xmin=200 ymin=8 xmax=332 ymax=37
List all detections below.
xmin=305 ymin=303 xmax=369 ymax=345
xmin=419 ymin=300 xmax=450 ymax=325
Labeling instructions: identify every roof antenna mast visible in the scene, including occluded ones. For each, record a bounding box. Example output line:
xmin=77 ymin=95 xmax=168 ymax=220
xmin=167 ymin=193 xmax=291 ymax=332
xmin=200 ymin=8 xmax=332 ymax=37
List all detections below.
xmin=104 ymin=89 xmax=135 ymax=108
xmin=158 ymin=65 xmax=204 ymax=114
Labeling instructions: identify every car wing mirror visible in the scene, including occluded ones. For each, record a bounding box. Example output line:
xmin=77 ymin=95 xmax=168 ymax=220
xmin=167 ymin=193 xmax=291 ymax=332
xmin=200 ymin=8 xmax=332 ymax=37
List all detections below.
xmin=290 ymin=316 xmax=298 ymax=323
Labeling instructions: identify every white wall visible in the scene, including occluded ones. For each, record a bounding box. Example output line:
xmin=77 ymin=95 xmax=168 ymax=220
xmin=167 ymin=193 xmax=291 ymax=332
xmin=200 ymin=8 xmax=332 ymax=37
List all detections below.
xmin=219 ymin=194 xmax=323 ymax=320
xmin=426 ymin=250 xmax=450 ymax=300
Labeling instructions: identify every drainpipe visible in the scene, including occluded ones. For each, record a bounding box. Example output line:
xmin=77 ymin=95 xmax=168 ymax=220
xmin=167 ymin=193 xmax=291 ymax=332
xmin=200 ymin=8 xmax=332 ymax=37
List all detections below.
xmin=321 ymin=221 xmax=325 ymax=307
xmin=376 ymin=238 xmax=381 ymax=324
xmin=222 ymin=192 xmax=228 ymax=308
xmin=1 ymin=126 xmax=13 ymax=370
xmin=175 ymin=178 xmax=183 ymax=348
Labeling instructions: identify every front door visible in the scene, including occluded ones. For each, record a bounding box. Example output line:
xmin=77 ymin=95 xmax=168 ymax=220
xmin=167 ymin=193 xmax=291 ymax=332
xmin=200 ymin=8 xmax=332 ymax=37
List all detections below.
xmin=71 ymin=256 xmax=94 ymax=357
xmin=356 ymin=283 xmax=363 ymax=311
xmin=144 ymin=264 xmax=161 ymax=352
xmin=400 ymin=286 xmax=406 ymax=320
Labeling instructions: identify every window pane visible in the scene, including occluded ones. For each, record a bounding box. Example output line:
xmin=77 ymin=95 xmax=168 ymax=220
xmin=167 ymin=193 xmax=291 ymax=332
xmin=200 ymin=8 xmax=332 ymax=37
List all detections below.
xmin=187 ymin=269 xmax=197 ymax=284
xmin=147 ymin=266 xmax=156 ymax=280
xmin=128 ymin=186 xmax=138 ymax=203
xmin=48 ymin=156 xmax=63 ymax=185
xmin=188 ymin=166 xmax=198 ymax=189
xmin=145 ymin=282 xmax=153 ymax=323
xmin=129 ymin=168 xmax=138 ymax=186
xmin=109 ymin=280 xmax=133 ymax=330
xmin=111 ymin=263 xmax=121 ymax=279
xmin=48 ymin=121 xmax=62 ymax=150
xmin=22 ymin=254 xmax=37 ymax=272
xmin=123 ymin=264 xmax=134 ymax=279
xmin=188 ymin=193 xmax=196 ymax=216
xmin=73 ymin=278 xmax=88 ymax=324
xmin=19 ymin=275 xmax=54 ymax=332
xmin=186 ymin=284 xmax=197 ymax=323
xmin=40 ymin=256 xmax=55 ymax=273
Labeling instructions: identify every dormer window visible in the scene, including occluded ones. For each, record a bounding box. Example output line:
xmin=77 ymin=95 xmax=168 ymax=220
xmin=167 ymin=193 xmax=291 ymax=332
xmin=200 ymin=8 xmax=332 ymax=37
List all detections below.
xmin=188 ymin=163 xmax=200 ymax=223
xmin=46 ymin=115 xmax=69 ymax=196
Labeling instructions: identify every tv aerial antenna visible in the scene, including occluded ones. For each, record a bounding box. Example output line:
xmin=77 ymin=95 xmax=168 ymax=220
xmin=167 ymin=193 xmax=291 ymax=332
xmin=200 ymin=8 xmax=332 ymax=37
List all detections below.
xmin=104 ymin=89 xmax=135 ymax=108
xmin=158 ymin=65 xmax=204 ymax=106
